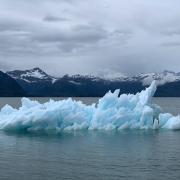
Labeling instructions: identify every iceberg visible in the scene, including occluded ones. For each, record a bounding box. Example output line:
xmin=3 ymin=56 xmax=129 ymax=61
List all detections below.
xmin=0 ymin=81 xmax=180 ymax=132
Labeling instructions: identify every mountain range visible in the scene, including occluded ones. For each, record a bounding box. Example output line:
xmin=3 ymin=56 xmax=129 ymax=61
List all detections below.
xmin=0 ymin=67 xmax=179 ymax=97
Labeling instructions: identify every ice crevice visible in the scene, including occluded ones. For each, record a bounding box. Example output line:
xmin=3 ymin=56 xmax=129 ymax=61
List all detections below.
xmin=0 ymin=81 xmax=180 ymax=132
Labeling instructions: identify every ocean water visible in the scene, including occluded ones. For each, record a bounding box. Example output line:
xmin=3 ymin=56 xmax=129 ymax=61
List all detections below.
xmin=0 ymin=97 xmax=180 ymax=180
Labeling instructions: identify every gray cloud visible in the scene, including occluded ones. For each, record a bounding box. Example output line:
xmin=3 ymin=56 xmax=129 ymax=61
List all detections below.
xmin=162 ymin=42 xmax=180 ymax=47
xmin=0 ymin=0 xmax=180 ymax=76
xmin=162 ymin=29 xmax=180 ymax=36
xmin=43 ymin=15 xmax=69 ymax=22
xmin=34 ymin=24 xmax=107 ymax=44
xmin=0 ymin=18 xmax=24 ymax=32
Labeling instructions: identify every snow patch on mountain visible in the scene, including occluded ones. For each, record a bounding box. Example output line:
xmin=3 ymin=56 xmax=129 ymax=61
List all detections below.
xmin=7 ymin=68 xmax=57 ymax=83
xmin=69 ymin=81 xmax=82 ymax=85
xmin=7 ymin=68 xmax=180 ymax=86
xmin=21 ymin=70 xmax=47 ymax=79
xmin=136 ymin=71 xmax=180 ymax=86
xmin=92 ymin=69 xmax=129 ymax=81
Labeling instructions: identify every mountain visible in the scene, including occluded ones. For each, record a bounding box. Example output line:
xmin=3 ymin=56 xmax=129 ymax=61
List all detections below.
xmin=0 ymin=71 xmax=25 ymax=96
xmin=7 ymin=68 xmax=57 ymax=96
xmin=133 ymin=70 xmax=180 ymax=86
xmin=7 ymin=67 xmax=57 ymax=83
xmin=43 ymin=74 xmax=143 ymax=97
xmin=93 ymin=70 xmax=180 ymax=86
xmin=7 ymin=68 xmax=144 ymax=96
xmin=6 ymin=68 xmax=180 ymax=97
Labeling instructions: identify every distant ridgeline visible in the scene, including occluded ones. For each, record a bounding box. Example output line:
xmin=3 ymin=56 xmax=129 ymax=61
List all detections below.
xmin=0 ymin=71 xmax=25 ymax=97
xmin=0 ymin=67 xmax=180 ymax=97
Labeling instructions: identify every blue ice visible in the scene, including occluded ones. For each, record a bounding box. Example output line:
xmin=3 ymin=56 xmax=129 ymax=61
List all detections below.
xmin=0 ymin=81 xmax=180 ymax=132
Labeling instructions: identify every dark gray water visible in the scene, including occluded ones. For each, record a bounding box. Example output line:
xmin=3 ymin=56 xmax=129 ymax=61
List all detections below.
xmin=0 ymin=97 xmax=180 ymax=180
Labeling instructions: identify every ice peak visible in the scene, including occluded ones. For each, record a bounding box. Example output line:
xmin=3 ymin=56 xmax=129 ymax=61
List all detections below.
xmin=1 ymin=81 xmax=180 ymax=132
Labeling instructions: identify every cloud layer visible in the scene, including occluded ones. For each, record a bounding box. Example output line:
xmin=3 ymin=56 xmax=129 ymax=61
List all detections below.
xmin=0 ymin=0 xmax=180 ymax=75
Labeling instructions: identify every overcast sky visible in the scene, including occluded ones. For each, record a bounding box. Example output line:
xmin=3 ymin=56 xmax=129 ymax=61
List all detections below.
xmin=0 ymin=0 xmax=180 ymax=76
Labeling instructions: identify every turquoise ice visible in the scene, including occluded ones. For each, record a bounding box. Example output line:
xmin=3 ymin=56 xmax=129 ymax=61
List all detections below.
xmin=0 ymin=81 xmax=180 ymax=132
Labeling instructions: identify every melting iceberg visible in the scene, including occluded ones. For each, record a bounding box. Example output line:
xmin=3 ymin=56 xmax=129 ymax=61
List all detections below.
xmin=0 ymin=81 xmax=180 ymax=132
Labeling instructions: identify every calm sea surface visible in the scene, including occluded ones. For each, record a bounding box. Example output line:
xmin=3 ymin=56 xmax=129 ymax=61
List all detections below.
xmin=0 ymin=97 xmax=180 ymax=180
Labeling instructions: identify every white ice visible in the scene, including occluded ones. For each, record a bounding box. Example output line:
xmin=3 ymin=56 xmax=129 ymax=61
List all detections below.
xmin=0 ymin=81 xmax=180 ymax=132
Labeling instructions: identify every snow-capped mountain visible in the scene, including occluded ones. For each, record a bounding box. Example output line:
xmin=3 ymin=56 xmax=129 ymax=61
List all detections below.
xmin=91 ymin=69 xmax=131 ymax=81
xmin=134 ymin=70 xmax=180 ymax=86
xmin=92 ymin=70 xmax=180 ymax=85
xmin=7 ymin=67 xmax=57 ymax=83
xmin=7 ymin=67 xmax=180 ymax=86
xmin=6 ymin=68 xmax=180 ymax=97
xmin=86 ymin=70 xmax=180 ymax=85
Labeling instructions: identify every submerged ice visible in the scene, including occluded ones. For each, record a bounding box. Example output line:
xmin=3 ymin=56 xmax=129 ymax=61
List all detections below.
xmin=0 ymin=81 xmax=180 ymax=132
